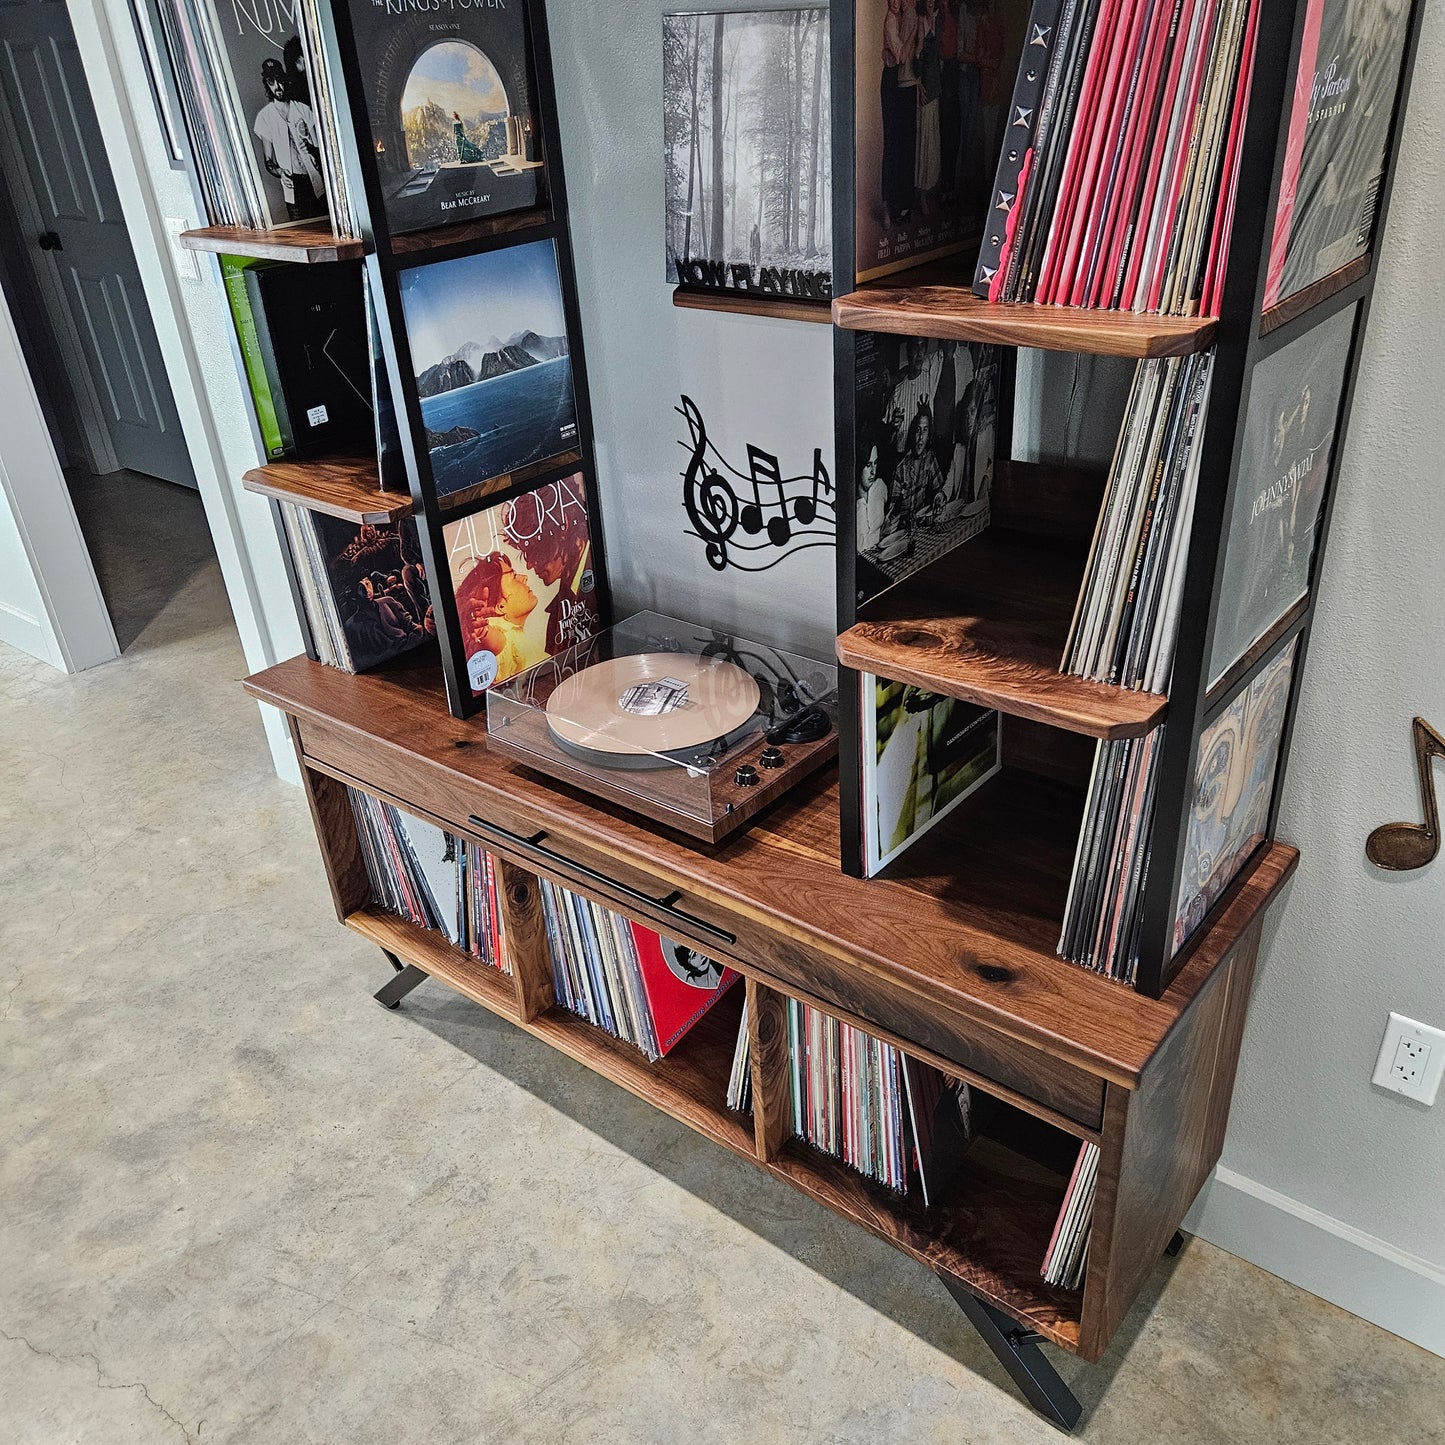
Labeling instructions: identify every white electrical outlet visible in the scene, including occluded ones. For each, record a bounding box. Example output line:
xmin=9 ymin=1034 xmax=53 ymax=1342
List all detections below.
xmin=1372 ymin=1013 xmax=1445 ymax=1104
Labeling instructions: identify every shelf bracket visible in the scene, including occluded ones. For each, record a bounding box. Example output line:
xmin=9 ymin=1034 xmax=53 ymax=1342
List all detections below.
xmin=374 ymin=952 xmax=428 ymax=1010
xmin=935 ymin=1272 xmax=1082 ymax=1433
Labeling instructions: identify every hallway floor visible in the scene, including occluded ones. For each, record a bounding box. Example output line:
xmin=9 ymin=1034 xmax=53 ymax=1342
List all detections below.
xmin=1 ymin=515 xmax=1442 ymax=1444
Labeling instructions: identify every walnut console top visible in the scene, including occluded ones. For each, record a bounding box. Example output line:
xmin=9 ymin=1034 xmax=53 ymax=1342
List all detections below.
xmin=245 ymin=653 xmax=1298 ymax=1091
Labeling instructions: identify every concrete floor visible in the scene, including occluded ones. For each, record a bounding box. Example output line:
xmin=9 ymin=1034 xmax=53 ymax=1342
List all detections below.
xmin=2 ymin=479 xmax=1442 ymax=1444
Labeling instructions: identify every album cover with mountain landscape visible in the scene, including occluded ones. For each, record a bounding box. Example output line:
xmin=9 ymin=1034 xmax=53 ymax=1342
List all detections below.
xmin=342 ymin=0 xmax=544 ymax=236
xmin=398 ymin=238 xmax=579 ymax=504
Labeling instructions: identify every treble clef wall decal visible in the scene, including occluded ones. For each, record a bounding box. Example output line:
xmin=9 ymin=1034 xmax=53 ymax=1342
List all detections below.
xmin=677 ymin=394 xmax=835 ymax=573
xmin=1366 ymin=716 xmax=1445 ymax=871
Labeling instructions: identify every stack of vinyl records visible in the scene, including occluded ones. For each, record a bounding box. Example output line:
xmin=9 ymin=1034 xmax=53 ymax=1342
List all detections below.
xmin=280 ymin=505 xmax=433 ymax=674
xmin=538 ymin=881 xmax=740 ymax=1063
xmin=1042 ymin=1142 xmax=1100 ymax=1289
xmin=785 ymin=1000 xmax=973 ymax=1202
xmin=152 ymin=0 xmax=350 ymax=232
xmin=348 ymin=790 xmax=510 ymax=972
xmin=1062 ymin=351 xmax=1215 ymax=691
xmin=973 ymin=0 xmax=1257 ymax=316
xmin=1058 ymin=730 xmax=1165 ymax=982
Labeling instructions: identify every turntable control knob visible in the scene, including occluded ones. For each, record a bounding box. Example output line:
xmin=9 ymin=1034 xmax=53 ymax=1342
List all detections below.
xmin=734 ymin=764 xmax=760 ymax=787
xmin=759 ymin=747 xmax=785 ymax=769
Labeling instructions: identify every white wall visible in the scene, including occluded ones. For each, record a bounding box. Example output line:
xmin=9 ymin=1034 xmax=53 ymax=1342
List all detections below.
xmin=551 ymin=0 xmax=837 ymax=658
xmin=69 ymin=0 xmax=305 ymax=780
xmin=1186 ymin=2 xmax=1445 ymax=1355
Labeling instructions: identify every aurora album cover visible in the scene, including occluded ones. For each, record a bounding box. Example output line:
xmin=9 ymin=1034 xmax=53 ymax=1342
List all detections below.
xmin=441 ymin=472 xmax=598 ymax=696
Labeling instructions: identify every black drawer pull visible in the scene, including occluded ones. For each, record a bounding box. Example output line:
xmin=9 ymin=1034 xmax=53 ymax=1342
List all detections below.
xmin=467 ymin=816 xmax=737 ymax=947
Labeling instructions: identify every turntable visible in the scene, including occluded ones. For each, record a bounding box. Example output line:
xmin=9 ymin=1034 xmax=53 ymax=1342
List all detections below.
xmin=485 ymin=611 xmax=838 ymax=842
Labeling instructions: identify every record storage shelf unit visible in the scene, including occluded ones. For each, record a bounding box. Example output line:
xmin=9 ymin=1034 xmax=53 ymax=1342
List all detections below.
xmin=828 ymin=0 xmax=1429 ymax=1000
xmin=245 ymin=651 xmax=1299 ymax=1367
xmin=156 ymin=0 xmax=1425 ymax=1422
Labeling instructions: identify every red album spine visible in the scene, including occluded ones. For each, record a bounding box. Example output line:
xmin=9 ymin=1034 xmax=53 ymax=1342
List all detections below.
xmin=1120 ymin=0 xmax=1201 ymax=308
xmin=1262 ymin=0 xmax=1325 ymax=308
xmin=1067 ymin=0 xmax=1156 ymax=307
xmin=1036 ymin=0 xmax=1123 ymax=302
xmin=1092 ymin=0 xmax=1181 ymax=307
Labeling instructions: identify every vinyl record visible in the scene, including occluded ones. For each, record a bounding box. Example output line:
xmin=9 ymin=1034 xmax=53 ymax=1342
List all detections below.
xmin=545 ymin=654 xmax=761 ymax=765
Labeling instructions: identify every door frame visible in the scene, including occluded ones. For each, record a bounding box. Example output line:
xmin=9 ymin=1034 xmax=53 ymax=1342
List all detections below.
xmin=65 ymin=0 xmax=302 ymax=780
xmin=0 ymin=287 xmax=119 ymax=671
xmin=0 ymin=42 xmax=120 ymax=477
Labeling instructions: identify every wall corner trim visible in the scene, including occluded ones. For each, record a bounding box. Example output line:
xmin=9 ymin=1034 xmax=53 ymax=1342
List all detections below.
xmin=1185 ymin=1164 xmax=1445 ymax=1358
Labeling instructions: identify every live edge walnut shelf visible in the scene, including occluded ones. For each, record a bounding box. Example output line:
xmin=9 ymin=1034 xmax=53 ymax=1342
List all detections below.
xmin=245 ymin=653 xmax=1297 ymax=1365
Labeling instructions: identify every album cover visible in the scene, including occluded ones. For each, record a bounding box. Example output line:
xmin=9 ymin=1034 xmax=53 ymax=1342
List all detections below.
xmin=854 ymin=0 xmax=1033 ymax=283
xmin=1172 ymin=639 xmax=1298 ymax=952
xmin=628 ymin=924 xmax=741 ymax=1055
xmin=306 ymin=512 xmax=434 ymax=672
xmin=399 ymin=238 xmax=578 ymax=502
xmin=441 ymin=472 xmax=598 ymax=696
xmin=245 ymin=259 xmax=373 ymax=458
xmin=663 ymin=9 xmax=831 ymax=301
xmin=854 ymin=331 xmax=998 ymax=605
xmin=1208 ymin=305 xmax=1355 ymax=685
xmin=1265 ymin=0 xmax=1411 ymax=308
xmin=862 ymin=675 xmax=1000 ymax=876
xmin=211 ymin=0 xmax=330 ymax=226
xmin=341 ymin=0 xmax=543 ymax=236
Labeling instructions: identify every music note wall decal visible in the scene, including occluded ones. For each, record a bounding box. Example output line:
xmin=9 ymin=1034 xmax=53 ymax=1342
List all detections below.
xmin=1366 ymin=717 xmax=1445 ymax=871
xmin=677 ymin=395 xmax=835 ymax=572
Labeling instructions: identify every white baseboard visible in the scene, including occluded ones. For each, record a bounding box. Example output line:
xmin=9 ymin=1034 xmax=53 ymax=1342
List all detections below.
xmin=1185 ymin=1165 xmax=1445 ymax=1357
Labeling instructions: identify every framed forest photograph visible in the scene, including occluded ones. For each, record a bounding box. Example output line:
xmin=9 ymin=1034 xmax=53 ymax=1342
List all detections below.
xmin=663 ymin=8 xmax=832 ymax=302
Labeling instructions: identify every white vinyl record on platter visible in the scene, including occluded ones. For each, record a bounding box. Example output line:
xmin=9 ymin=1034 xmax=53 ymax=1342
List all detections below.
xmin=545 ymin=653 xmax=760 ymax=763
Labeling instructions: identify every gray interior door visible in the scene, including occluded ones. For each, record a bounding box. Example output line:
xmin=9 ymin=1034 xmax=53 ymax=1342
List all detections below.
xmin=0 ymin=0 xmax=195 ymax=487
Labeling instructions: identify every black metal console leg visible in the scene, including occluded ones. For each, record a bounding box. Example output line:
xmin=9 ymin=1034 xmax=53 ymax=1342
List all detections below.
xmin=374 ymin=961 xmax=428 ymax=1010
xmin=936 ymin=1273 xmax=1082 ymax=1433
xmin=1165 ymin=1230 xmax=1186 ymax=1257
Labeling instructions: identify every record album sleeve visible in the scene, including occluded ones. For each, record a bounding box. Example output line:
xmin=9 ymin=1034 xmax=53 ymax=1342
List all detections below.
xmin=339 ymin=0 xmax=544 ymax=236
xmin=1173 ymin=639 xmax=1298 ymax=951
xmin=246 ymin=259 xmax=373 ymax=459
xmin=1208 ymin=305 xmax=1355 ymax=684
xmin=627 ymin=924 xmax=740 ymax=1056
xmin=307 ymin=512 xmax=434 ymax=672
xmin=663 ymin=9 xmax=831 ymax=302
xmin=1265 ymin=0 xmax=1411 ymax=308
xmin=862 ymin=675 xmax=1000 ymax=876
xmin=210 ymin=0 xmax=331 ymax=228
xmin=399 ymin=237 xmax=578 ymax=504
xmin=854 ymin=332 xmax=999 ymax=607
xmin=441 ymin=472 xmax=599 ymax=697
xmin=855 ymin=0 xmax=1034 ymax=282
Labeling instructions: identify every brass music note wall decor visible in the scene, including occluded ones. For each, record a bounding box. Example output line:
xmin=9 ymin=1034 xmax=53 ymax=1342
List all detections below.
xmin=676 ymin=395 xmax=835 ymax=572
xmin=1366 ymin=717 xmax=1445 ymax=871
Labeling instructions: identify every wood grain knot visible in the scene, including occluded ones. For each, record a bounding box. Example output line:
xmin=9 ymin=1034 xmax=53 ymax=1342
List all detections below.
xmin=890 ymin=629 xmax=942 ymax=649
xmin=976 ymin=964 xmax=1016 ymax=984
xmin=452 ymin=738 xmax=472 ymax=749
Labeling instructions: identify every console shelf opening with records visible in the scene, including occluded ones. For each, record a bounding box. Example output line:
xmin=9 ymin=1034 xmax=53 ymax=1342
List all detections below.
xmin=486 ymin=612 xmax=838 ymax=842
